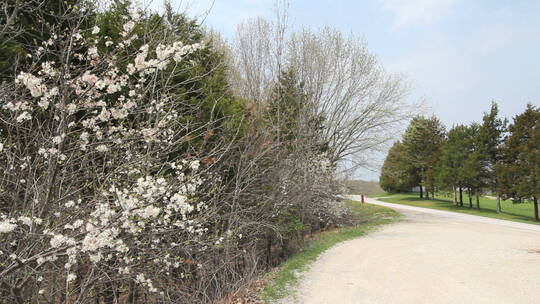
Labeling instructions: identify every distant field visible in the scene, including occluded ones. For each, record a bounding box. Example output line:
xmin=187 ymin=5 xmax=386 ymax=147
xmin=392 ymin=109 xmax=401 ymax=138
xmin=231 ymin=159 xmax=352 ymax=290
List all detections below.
xmin=371 ymin=192 xmax=540 ymax=225
xmin=344 ymin=180 xmax=383 ymax=196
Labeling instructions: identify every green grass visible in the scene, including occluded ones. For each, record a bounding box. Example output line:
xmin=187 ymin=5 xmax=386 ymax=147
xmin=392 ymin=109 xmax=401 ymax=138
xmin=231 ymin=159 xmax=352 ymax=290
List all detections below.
xmin=260 ymin=201 xmax=400 ymax=302
xmin=369 ymin=192 xmax=393 ymax=198
xmin=376 ymin=193 xmax=540 ymax=225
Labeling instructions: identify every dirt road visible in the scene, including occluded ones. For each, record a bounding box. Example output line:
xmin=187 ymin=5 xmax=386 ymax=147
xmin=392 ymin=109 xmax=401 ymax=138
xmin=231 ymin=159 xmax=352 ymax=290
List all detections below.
xmin=291 ymin=196 xmax=540 ymax=304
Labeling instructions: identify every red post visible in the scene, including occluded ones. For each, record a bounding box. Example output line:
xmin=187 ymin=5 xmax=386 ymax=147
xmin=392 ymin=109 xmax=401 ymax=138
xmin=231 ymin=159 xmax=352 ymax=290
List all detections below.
xmin=361 ymin=194 xmax=365 ymax=204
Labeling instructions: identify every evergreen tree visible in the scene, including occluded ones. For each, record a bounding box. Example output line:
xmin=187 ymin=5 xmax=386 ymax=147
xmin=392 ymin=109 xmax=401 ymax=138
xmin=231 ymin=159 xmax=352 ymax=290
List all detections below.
xmin=380 ymin=141 xmax=415 ymax=193
xmin=498 ymin=104 xmax=540 ymax=221
xmin=436 ymin=124 xmax=474 ymax=206
xmin=458 ymin=125 xmax=482 ymax=209
xmin=475 ymin=101 xmax=507 ymax=212
xmin=97 ymin=1 xmax=245 ymax=153
xmin=268 ymin=68 xmax=326 ymax=153
xmin=0 ymin=0 xmax=92 ymax=80
xmin=269 ymin=69 xmax=308 ymax=142
xmin=402 ymin=116 xmax=446 ymax=199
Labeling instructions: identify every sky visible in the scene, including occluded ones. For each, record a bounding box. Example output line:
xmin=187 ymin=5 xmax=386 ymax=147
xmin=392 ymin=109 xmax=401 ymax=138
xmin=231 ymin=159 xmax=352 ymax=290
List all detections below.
xmin=166 ymin=0 xmax=540 ymax=180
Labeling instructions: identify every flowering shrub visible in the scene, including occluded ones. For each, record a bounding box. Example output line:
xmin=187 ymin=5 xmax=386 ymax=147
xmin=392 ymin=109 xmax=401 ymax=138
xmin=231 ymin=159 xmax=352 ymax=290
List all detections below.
xmin=0 ymin=2 xmax=227 ymax=302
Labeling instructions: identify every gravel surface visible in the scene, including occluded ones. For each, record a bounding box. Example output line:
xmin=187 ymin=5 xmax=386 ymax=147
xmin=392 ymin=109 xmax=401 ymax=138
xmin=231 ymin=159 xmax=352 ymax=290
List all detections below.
xmin=290 ymin=196 xmax=540 ymax=304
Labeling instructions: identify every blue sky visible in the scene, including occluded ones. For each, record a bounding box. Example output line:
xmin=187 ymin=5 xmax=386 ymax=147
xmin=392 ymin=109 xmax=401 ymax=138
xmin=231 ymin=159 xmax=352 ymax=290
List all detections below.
xmin=169 ymin=0 xmax=540 ymax=179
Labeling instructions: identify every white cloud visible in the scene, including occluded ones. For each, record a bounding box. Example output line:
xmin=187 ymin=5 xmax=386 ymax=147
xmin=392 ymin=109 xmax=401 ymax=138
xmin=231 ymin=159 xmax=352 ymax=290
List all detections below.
xmin=380 ymin=0 xmax=462 ymax=29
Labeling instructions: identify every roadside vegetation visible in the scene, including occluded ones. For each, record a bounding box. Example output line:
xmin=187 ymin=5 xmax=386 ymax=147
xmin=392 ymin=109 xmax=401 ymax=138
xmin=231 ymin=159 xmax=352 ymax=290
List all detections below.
xmin=374 ymin=193 xmax=540 ymax=225
xmin=380 ymin=102 xmax=540 ymax=222
xmin=0 ymin=1 xmax=413 ymax=303
xmin=261 ymin=200 xmax=400 ymax=302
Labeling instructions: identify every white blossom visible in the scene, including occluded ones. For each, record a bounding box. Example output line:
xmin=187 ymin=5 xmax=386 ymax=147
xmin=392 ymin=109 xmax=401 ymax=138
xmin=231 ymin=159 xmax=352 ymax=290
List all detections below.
xmin=88 ymin=46 xmax=98 ymax=58
xmin=66 ymin=273 xmax=77 ymax=282
xmin=40 ymin=62 xmax=56 ymax=77
xmin=16 ymin=111 xmax=32 ymax=122
xmin=95 ymin=145 xmax=109 ymax=152
xmin=0 ymin=220 xmax=17 ymax=233
xmin=190 ymin=160 xmax=200 ymax=171
xmin=52 ymin=135 xmax=64 ymax=145
xmin=50 ymin=234 xmax=75 ymax=248
xmin=17 ymin=72 xmax=46 ymax=97
xmin=128 ymin=5 xmax=141 ymax=21
xmin=18 ymin=216 xmax=33 ymax=227
xmin=140 ymin=205 xmax=161 ymax=218
xmin=122 ymin=21 xmax=135 ymax=36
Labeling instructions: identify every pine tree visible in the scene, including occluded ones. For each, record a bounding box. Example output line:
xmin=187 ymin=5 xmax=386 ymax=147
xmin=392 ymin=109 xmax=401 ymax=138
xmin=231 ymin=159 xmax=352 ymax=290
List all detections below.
xmin=380 ymin=141 xmax=415 ymax=193
xmin=459 ymin=123 xmax=483 ymax=208
xmin=268 ymin=68 xmax=309 ymax=144
xmin=267 ymin=68 xmax=328 ymax=155
xmin=461 ymin=153 xmax=482 ymax=208
xmin=436 ymin=124 xmax=475 ymax=206
xmin=402 ymin=116 xmax=446 ymax=199
xmin=475 ymin=101 xmax=507 ymax=212
xmin=498 ymin=104 xmax=540 ymax=221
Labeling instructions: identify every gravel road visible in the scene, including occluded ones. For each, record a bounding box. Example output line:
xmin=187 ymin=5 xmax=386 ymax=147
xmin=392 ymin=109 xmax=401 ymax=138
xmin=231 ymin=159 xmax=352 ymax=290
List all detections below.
xmin=290 ymin=196 xmax=540 ymax=304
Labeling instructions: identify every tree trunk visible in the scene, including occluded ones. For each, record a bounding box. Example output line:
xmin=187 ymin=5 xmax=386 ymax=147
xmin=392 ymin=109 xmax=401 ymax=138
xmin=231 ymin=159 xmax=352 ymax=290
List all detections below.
xmin=534 ymin=197 xmax=539 ymax=222
xmin=459 ymin=187 xmax=463 ymax=206
xmin=476 ymin=193 xmax=480 ymax=209
xmin=496 ymin=195 xmax=502 ymax=213
xmin=419 ymin=185 xmax=423 ymax=199
xmin=453 ymin=186 xmax=457 ymax=205
xmin=468 ymin=189 xmax=472 ymax=208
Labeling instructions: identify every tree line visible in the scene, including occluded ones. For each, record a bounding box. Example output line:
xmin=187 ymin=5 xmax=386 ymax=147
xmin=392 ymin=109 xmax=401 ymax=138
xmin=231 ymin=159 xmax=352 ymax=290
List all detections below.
xmin=380 ymin=102 xmax=540 ymax=220
xmin=0 ymin=1 xmax=411 ymax=303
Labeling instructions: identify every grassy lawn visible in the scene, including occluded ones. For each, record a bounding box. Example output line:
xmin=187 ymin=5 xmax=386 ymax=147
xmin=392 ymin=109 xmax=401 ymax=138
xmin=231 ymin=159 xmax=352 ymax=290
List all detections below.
xmin=260 ymin=200 xmax=400 ymax=302
xmin=369 ymin=192 xmax=395 ymax=198
xmin=373 ymin=192 xmax=540 ymax=225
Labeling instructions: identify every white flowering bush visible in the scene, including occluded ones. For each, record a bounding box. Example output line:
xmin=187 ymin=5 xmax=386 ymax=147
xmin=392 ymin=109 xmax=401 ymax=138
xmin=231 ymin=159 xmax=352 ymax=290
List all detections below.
xmin=281 ymin=153 xmax=349 ymax=227
xmin=0 ymin=2 xmax=233 ymax=303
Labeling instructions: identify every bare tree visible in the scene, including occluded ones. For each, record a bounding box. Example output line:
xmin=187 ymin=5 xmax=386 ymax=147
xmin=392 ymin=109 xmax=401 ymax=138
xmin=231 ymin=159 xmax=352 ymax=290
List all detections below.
xmin=231 ymin=13 xmax=415 ymax=173
xmin=288 ymin=27 xmax=413 ymax=168
xmin=230 ymin=0 xmax=289 ymax=105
